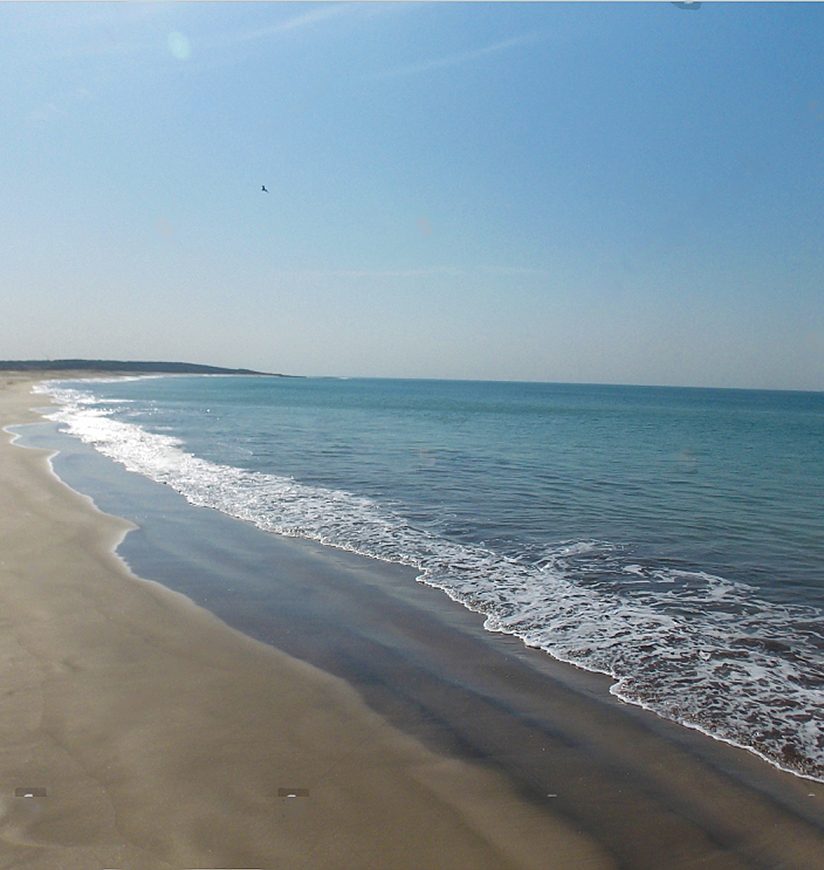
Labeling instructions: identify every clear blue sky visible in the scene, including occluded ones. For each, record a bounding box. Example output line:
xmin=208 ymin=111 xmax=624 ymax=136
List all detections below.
xmin=2 ymin=2 xmax=822 ymax=389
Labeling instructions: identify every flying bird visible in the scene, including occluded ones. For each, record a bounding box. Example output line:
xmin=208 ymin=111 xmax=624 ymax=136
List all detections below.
xmin=261 ymin=185 xmax=269 ymax=193
xmin=672 ymin=1 xmax=701 ymax=8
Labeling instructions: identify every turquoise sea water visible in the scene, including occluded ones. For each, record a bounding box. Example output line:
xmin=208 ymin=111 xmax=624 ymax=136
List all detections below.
xmin=38 ymin=376 xmax=824 ymax=781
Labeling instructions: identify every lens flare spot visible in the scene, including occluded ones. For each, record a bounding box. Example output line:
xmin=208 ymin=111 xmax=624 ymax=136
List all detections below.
xmin=167 ymin=31 xmax=191 ymax=61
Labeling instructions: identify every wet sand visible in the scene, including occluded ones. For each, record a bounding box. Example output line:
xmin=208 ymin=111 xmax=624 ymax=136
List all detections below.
xmin=1 ymin=372 xmax=822 ymax=869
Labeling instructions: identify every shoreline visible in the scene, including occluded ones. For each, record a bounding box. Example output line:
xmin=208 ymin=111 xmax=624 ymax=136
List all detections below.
xmin=1 ymin=372 xmax=611 ymax=868
xmin=2 ymin=372 xmax=822 ymax=868
xmin=35 ymin=373 xmax=824 ymax=788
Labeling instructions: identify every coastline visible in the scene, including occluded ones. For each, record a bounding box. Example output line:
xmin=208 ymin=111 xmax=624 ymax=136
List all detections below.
xmin=1 ymin=373 xmax=611 ymax=868
xmin=2 ymin=373 xmax=822 ymax=868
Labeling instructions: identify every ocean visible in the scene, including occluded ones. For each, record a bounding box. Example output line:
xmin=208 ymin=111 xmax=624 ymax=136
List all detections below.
xmin=35 ymin=375 xmax=824 ymax=782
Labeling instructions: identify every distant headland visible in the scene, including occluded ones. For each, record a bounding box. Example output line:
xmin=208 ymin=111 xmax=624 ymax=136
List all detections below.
xmin=0 ymin=359 xmax=292 ymax=376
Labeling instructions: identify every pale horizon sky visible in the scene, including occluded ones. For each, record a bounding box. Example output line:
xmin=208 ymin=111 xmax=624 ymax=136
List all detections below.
xmin=2 ymin=2 xmax=822 ymax=390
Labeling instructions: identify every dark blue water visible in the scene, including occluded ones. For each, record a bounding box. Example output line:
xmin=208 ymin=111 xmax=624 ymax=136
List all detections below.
xmin=38 ymin=376 xmax=824 ymax=781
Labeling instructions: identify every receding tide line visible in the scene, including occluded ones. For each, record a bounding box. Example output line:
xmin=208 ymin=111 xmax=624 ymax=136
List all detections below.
xmin=420 ymin=569 xmax=824 ymax=786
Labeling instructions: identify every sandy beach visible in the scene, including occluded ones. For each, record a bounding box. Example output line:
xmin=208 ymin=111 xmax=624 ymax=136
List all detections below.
xmin=1 ymin=372 xmax=822 ymax=870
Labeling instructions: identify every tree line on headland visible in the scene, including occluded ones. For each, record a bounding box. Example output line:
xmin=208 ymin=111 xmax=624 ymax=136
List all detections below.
xmin=0 ymin=360 xmax=291 ymax=376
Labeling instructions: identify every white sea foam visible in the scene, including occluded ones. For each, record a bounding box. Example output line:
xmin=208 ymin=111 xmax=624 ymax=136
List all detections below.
xmin=38 ymin=381 xmax=824 ymax=782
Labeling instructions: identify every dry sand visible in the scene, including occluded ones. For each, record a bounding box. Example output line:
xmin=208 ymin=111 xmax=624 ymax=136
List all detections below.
xmin=1 ymin=372 xmax=822 ymax=870
xmin=0 ymin=372 xmax=611 ymax=868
